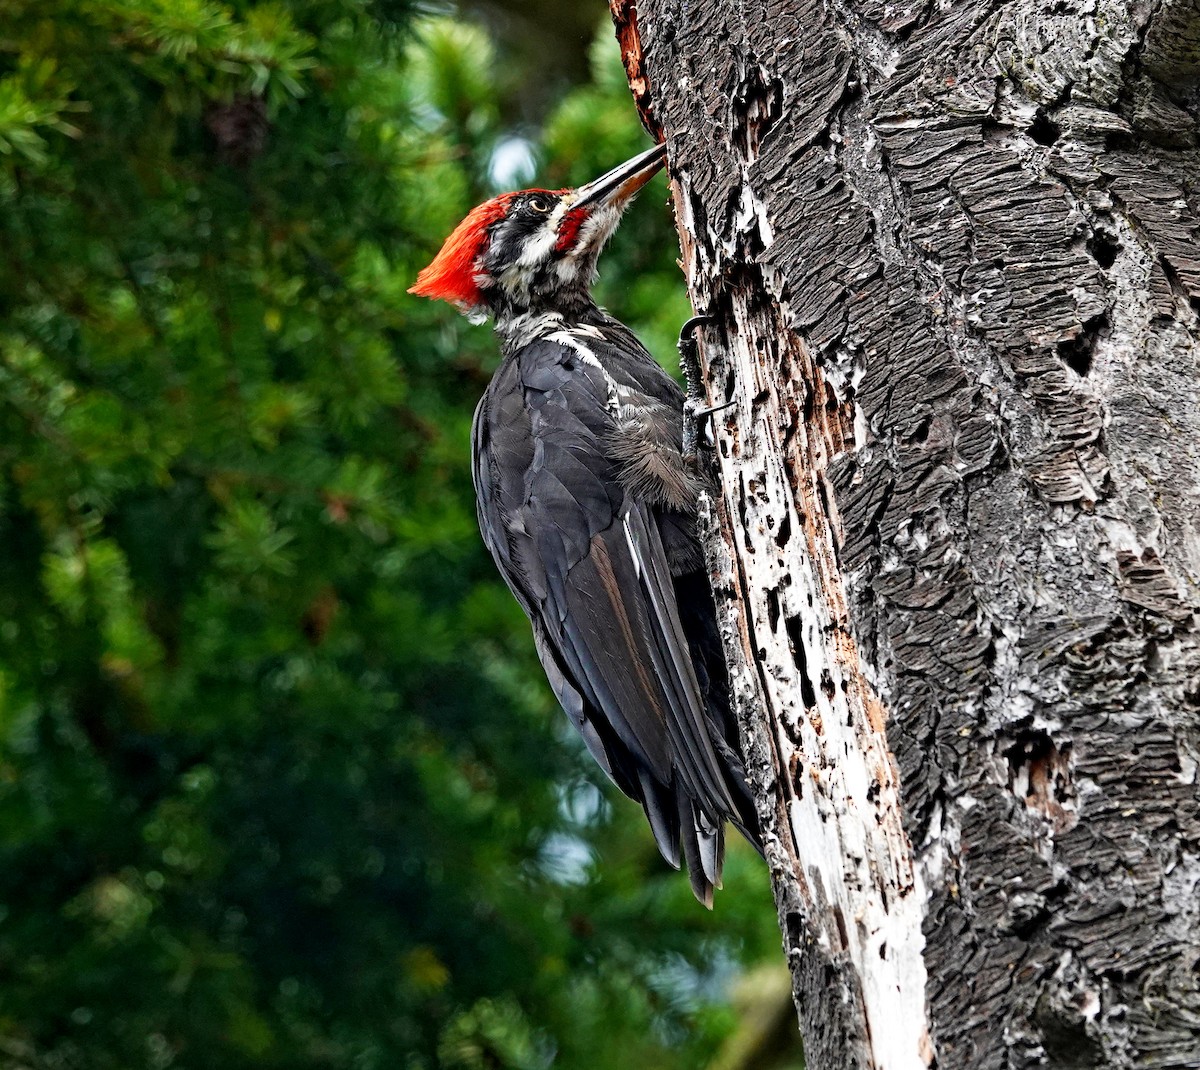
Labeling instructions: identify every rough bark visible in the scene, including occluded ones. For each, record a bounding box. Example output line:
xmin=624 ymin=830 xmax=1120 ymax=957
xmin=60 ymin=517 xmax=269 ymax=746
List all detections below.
xmin=611 ymin=1 xmax=1200 ymax=1067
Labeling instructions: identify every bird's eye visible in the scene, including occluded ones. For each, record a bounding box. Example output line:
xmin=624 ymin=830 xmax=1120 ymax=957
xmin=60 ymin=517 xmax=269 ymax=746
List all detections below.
xmin=528 ymin=196 xmax=551 ymax=213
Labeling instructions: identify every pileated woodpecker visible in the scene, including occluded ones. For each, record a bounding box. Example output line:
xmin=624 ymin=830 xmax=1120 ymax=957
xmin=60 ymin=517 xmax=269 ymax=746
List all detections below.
xmin=410 ymin=143 xmax=760 ymax=904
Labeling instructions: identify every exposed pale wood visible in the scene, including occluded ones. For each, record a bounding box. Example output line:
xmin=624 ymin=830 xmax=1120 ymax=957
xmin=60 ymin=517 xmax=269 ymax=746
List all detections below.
xmin=613 ymin=0 xmax=1200 ymax=1066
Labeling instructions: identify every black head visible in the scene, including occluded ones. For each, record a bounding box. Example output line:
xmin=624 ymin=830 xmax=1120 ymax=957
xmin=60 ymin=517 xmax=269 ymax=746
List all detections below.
xmin=410 ymin=143 xmax=667 ymax=321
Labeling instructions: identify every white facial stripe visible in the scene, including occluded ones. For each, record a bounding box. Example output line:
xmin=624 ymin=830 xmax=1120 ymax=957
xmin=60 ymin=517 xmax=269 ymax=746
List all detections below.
xmin=516 ymin=223 xmax=559 ymax=267
xmin=482 ymin=190 xmax=628 ymax=303
xmin=549 ymin=200 xmax=570 ymax=228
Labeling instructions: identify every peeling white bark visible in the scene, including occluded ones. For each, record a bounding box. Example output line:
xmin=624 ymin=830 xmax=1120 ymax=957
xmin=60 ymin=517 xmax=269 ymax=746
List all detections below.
xmin=718 ymin=273 xmax=933 ymax=1069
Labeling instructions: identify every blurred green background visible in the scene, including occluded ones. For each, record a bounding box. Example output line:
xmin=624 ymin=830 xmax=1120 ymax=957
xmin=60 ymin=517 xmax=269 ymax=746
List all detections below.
xmin=0 ymin=2 xmax=801 ymax=1067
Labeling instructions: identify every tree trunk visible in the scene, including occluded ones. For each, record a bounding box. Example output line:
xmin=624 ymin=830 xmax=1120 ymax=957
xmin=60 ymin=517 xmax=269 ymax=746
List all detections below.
xmin=610 ymin=1 xmax=1200 ymax=1067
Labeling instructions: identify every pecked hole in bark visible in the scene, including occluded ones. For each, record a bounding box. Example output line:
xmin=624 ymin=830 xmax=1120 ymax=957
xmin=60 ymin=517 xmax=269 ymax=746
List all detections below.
xmin=1087 ymin=234 xmax=1120 ymax=269
xmin=1002 ymin=728 xmax=1077 ymax=833
xmin=786 ymin=613 xmax=819 ymax=709
xmin=820 ymin=670 xmax=835 ymax=698
xmin=789 ymin=753 xmax=804 ymax=799
xmin=980 ymin=638 xmax=997 ymax=670
xmin=1028 ymin=110 xmax=1061 ymax=145
xmin=731 ymin=64 xmax=784 ymax=160
xmin=1105 ymin=128 xmax=1136 ymax=151
xmin=784 ymin=910 xmax=803 ymax=953
xmin=1055 ymin=314 xmax=1108 ymax=377
xmin=768 ymin=586 xmax=782 ymax=632
xmin=775 ymin=511 xmax=792 ymax=549
xmin=1032 ymin=986 xmax=1105 ymax=1068
xmin=1057 ymin=338 xmax=1091 ymax=376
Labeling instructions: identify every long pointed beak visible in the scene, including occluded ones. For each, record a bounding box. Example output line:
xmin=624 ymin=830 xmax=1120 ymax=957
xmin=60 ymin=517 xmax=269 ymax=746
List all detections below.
xmin=573 ymin=142 xmax=667 ymax=212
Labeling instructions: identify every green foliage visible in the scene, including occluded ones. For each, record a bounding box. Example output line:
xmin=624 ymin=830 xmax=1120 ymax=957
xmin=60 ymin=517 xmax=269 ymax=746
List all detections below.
xmin=0 ymin=58 xmax=85 ymax=167
xmin=0 ymin=5 xmax=784 ymax=1069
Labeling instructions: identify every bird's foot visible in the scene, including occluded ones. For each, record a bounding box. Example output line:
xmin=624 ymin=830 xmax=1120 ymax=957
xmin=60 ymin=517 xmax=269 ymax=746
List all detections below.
xmin=677 ymin=314 xmax=712 ymax=402
xmin=679 ymin=316 xmax=739 ymax=459
xmin=685 ymin=399 xmax=738 ymax=463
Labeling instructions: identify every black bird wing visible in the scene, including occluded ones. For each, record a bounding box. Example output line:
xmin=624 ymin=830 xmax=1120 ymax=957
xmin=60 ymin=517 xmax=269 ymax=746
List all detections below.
xmin=472 ymin=332 xmax=741 ymax=903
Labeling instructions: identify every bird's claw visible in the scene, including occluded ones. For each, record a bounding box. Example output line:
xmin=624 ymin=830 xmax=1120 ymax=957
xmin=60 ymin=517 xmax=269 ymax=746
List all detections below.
xmin=677 ymin=314 xmax=713 ymax=403
xmin=678 ymin=314 xmax=713 ymax=346
xmin=693 ymin=399 xmax=737 ymax=422
xmin=685 ymin=398 xmax=738 ymax=459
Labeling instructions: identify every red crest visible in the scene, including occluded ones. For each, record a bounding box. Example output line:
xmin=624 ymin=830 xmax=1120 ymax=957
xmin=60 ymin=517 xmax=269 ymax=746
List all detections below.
xmin=408 ymin=194 xmax=516 ymax=307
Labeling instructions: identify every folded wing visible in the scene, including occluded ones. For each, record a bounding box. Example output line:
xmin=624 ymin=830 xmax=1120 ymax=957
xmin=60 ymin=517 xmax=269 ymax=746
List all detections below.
xmin=473 ymin=336 xmax=745 ymax=903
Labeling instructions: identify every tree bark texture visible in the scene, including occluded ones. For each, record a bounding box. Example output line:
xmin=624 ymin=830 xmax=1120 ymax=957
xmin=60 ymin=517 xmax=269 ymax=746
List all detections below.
xmin=611 ymin=1 xmax=1200 ymax=1067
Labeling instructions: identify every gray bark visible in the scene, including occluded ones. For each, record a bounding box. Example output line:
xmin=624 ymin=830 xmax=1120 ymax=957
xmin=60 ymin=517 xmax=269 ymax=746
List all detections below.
xmin=611 ymin=0 xmax=1200 ymax=1067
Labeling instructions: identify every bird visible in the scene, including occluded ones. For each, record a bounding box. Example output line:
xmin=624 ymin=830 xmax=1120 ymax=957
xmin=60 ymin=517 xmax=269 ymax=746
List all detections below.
xmin=409 ymin=142 xmax=761 ymax=904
